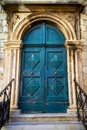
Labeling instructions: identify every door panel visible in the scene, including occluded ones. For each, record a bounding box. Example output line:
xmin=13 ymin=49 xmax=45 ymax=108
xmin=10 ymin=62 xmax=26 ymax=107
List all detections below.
xmin=20 ymin=47 xmax=45 ymax=113
xmin=45 ymin=47 xmax=68 ymax=112
xmin=46 ymin=48 xmax=67 ymax=100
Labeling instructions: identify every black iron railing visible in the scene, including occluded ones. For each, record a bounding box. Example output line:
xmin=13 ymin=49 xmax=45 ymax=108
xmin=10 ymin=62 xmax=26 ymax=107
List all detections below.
xmin=74 ymin=79 xmax=87 ymax=129
xmin=0 ymin=79 xmax=14 ymax=129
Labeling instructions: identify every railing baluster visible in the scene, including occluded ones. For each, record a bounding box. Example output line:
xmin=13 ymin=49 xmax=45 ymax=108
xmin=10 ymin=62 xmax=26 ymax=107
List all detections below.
xmin=0 ymin=79 xmax=14 ymax=129
xmin=74 ymin=79 xmax=87 ymax=129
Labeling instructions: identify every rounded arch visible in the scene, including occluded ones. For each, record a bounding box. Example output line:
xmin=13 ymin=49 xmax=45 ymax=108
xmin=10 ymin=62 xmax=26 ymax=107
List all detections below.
xmin=11 ymin=13 xmax=76 ymax=40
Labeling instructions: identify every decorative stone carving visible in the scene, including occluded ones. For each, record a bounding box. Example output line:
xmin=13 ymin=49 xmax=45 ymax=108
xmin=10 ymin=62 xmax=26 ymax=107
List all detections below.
xmin=13 ymin=13 xmax=31 ymax=27
xmin=18 ymin=4 xmax=31 ymax=12
xmin=3 ymin=4 xmax=82 ymax=41
xmin=58 ymin=13 xmax=75 ymax=27
xmin=65 ymin=40 xmax=83 ymax=50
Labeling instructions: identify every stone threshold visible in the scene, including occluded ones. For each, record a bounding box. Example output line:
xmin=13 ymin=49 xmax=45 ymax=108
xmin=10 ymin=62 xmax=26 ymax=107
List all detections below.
xmin=10 ymin=111 xmax=78 ymax=122
xmin=7 ymin=121 xmax=82 ymax=125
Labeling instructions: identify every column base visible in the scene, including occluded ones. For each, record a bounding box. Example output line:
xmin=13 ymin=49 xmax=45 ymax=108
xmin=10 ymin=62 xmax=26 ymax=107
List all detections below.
xmin=10 ymin=109 xmax=21 ymax=116
xmin=67 ymin=106 xmax=77 ymax=114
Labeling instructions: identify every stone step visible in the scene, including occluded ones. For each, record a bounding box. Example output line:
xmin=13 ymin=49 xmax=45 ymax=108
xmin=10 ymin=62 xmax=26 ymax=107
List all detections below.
xmin=10 ymin=113 xmax=78 ymax=122
xmin=2 ymin=121 xmax=85 ymax=130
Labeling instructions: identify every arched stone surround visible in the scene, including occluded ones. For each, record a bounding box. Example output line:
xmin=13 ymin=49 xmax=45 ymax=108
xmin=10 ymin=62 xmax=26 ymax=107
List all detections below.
xmin=12 ymin=13 xmax=76 ymax=40
xmin=4 ymin=13 xmax=83 ymax=113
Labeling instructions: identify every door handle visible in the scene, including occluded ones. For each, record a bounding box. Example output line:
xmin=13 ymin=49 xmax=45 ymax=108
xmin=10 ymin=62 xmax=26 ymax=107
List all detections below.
xmin=30 ymin=72 xmax=34 ymax=75
xmin=54 ymin=72 xmax=58 ymax=75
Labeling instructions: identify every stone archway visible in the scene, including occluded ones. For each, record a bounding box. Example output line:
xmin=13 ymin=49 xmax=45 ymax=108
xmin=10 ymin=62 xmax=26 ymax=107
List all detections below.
xmin=11 ymin=13 xmax=76 ymax=40
xmin=4 ymin=13 xmax=83 ymax=113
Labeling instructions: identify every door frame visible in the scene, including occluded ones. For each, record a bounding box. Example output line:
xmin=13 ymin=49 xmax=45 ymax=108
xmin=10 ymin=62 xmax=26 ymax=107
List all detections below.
xmin=4 ymin=13 xmax=83 ymax=113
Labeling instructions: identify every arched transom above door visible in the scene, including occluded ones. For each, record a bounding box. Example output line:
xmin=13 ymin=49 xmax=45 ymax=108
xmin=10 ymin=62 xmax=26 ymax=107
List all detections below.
xmin=23 ymin=23 xmax=65 ymax=45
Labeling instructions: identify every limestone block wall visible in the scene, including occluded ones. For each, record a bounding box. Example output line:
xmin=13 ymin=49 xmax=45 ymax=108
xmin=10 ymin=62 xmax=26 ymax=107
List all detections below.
xmin=0 ymin=5 xmax=8 ymax=92
xmin=80 ymin=7 xmax=87 ymax=92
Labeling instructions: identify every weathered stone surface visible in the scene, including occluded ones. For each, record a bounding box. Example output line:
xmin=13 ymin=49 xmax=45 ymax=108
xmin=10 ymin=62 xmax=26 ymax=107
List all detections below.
xmin=0 ymin=79 xmax=3 ymax=87
xmin=3 ymin=0 xmax=84 ymax=4
xmin=81 ymin=14 xmax=87 ymax=20
xmin=0 ymin=27 xmax=2 ymax=33
xmin=84 ymin=20 xmax=87 ymax=25
xmin=0 ymin=52 xmax=4 ymax=59
xmin=85 ymin=6 xmax=87 ymax=14
xmin=83 ymin=31 xmax=87 ymax=39
xmin=0 ymin=40 xmax=4 ymax=46
xmin=81 ymin=25 xmax=86 ymax=31
xmin=3 ymin=26 xmax=8 ymax=33
xmin=82 ymin=59 xmax=87 ymax=65
xmin=0 ymin=5 xmax=2 ymax=12
xmin=0 ymin=86 xmax=2 ymax=92
xmin=2 ymin=121 xmax=84 ymax=130
xmin=0 ymin=13 xmax=7 ymax=20
xmin=83 ymin=46 xmax=87 ymax=51
xmin=83 ymin=79 xmax=87 ymax=92
xmin=82 ymin=52 xmax=87 ymax=59
xmin=0 ymin=33 xmax=5 ymax=39
xmin=0 ymin=20 xmax=1 ymax=25
xmin=2 ymin=20 xmax=7 ymax=26
xmin=80 ymin=19 xmax=85 ymax=25
xmin=0 ymin=58 xmax=4 ymax=64
xmin=83 ymin=67 xmax=87 ymax=73
xmin=0 ymin=66 xmax=4 ymax=73
xmin=0 ymin=47 xmax=3 ymax=52
xmin=0 ymin=33 xmax=6 ymax=40
xmin=83 ymin=73 xmax=87 ymax=79
xmin=0 ymin=33 xmax=8 ymax=40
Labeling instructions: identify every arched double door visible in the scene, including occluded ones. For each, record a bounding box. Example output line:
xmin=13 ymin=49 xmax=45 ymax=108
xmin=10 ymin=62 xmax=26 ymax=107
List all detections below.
xmin=19 ymin=23 xmax=69 ymax=113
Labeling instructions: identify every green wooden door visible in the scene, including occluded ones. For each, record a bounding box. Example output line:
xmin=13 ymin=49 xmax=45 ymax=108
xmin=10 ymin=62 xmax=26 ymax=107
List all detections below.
xmin=19 ymin=23 xmax=69 ymax=113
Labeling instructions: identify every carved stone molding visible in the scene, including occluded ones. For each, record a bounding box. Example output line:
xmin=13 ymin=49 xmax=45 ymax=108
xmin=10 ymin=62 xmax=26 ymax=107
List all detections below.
xmin=4 ymin=40 xmax=23 ymax=109
xmin=3 ymin=4 xmax=83 ymax=40
xmin=65 ymin=40 xmax=83 ymax=50
xmin=10 ymin=12 xmax=76 ymax=40
xmin=3 ymin=4 xmax=83 ymax=12
xmin=4 ymin=40 xmax=23 ymax=49
xmin=65 ymin=39 xmax=83 ymax=113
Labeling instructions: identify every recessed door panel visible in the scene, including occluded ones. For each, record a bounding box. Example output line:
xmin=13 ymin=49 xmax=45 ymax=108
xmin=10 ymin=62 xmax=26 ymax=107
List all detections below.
xmin=19 ymin=47 xmax=45 ymax=113
xmin=45 ymin=47 xmax=68 ymax=112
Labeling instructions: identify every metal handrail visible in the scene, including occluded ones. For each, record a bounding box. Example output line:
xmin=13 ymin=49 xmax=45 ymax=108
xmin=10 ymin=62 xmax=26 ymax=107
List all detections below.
xmin=74 ymin=79 xmax=87 ymax=129
xmin=0 ymin=79 xmax=14 ymax=129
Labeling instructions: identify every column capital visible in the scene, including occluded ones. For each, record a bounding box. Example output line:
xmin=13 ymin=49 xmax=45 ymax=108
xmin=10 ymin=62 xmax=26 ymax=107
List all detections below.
xmin=65 ymin=40 xmax=83 ymax=50
xmin=4 ymin=40 xmax=23 ymax=49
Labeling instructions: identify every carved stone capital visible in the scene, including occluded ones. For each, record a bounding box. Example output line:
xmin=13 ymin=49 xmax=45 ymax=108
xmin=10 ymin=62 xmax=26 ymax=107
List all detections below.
xmin=65 ymin=40 xmax=83 ymax=50
xmin=4 ymin=40 xmax=23 ymax=49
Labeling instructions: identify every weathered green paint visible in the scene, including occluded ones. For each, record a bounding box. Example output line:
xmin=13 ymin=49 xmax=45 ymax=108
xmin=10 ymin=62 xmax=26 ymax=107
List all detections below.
xmin=19 ymin=23 xmax=69 ymax=113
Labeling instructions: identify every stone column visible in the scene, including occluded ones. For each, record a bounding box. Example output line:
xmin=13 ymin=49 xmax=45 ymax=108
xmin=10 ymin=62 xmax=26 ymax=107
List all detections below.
xmin=65 ymin=40 xmax=83 ymax=113
xmin=4 ymin=40 xmax=23 ymax=110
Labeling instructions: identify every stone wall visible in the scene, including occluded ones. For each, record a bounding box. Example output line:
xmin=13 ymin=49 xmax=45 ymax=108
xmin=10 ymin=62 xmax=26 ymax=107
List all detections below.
xmin=80 ymin=7 xmax=87 ymax=92
xmin=0 ymin=5 xmax=8 ymax=91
